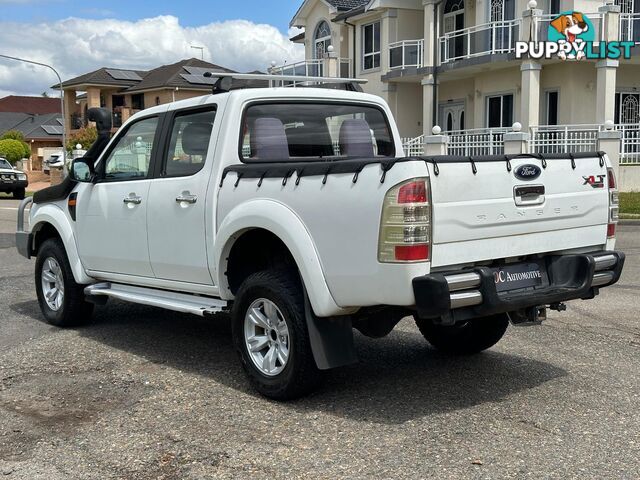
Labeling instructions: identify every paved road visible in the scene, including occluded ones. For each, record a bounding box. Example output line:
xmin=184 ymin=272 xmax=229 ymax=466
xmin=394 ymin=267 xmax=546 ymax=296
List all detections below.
xmin=0 ymin=196 xmax=639 ymax=479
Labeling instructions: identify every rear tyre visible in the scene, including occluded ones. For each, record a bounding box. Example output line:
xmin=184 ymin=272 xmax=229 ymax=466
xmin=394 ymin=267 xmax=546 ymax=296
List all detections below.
xmin=14 ymin=188 xmax=25 ymax=200
xmin=232 ymin=269 xmax=321 ymax=400
xmin=414 ymin=314 xmax=509 ymax=355
xmin=35 ymin=238 xmax=94 ymax=327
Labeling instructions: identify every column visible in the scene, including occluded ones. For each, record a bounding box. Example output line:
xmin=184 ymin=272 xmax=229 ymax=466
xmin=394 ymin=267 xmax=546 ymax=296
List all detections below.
xmin=422 ymin=0 xmax=437 ymax=68
xmin=598 ymin=125 xmax=622 ymax=178
xmin=596 ymin=59 xmax=618 ymax=124
xmin=422 ymin=75 xmax=436 ymax=137
xmin=520 ymin=61 xmax=542 ymax=130
xmin=599 ymin=2 xmax=621 ymax=43
xmin=63 ymin=89 xmax=76 ymax=133
xmin=424 ymin=127 xmax=448 ymax=156
xmin=503 ymin=123 xmax=530 ymax=155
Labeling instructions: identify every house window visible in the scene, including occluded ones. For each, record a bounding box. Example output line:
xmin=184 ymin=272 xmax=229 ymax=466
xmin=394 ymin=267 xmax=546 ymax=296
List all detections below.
xmin=486 ymin=94 xmax=513 ymax=127
xmin=545 ymin=91 xmax=559 ymax=125
xmin=615 ymin=92 xmax=640 ymax=124
xmin=362 ymin=22 xmax=381 ymax=71
xmin=131 ymin=94 xmax=145 ymax=110
xmin=314 ymin=21 xmax=332 ymax=59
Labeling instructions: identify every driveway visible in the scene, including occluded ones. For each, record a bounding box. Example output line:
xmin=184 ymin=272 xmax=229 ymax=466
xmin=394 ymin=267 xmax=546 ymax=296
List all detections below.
xmin=0 ymin=201 xmax=638 ymax=479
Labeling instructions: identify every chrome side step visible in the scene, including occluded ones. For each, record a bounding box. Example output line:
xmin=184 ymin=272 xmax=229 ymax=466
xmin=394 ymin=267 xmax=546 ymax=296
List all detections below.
xmin=84 ymin=283 xmax=228 ymax=317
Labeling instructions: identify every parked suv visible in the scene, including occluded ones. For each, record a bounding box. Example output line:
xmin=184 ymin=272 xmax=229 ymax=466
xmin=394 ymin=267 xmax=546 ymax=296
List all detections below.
xmin=0 ymin=157 xmax=28 ymax=199
xmin=15 ymin=84 xmax=624 ymax=399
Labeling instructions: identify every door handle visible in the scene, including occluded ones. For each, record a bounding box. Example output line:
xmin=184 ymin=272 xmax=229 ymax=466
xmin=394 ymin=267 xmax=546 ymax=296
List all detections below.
xmin=123 ymin=194 xmax=142 ymax=205
xmin=175 ymin=193 xmax=198 ymax=205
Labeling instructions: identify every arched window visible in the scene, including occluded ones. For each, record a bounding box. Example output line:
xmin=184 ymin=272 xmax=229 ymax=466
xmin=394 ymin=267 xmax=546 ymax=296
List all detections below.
xmin=314 ymin=21 xmax=332 ymax=59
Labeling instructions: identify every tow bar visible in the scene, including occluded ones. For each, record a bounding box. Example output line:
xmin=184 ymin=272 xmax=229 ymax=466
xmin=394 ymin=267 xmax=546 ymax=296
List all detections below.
xmin=509 ymin=306 xmax=547 ymax=326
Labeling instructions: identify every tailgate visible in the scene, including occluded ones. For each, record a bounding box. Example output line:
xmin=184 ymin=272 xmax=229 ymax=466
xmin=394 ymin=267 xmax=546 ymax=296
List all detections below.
xmin=429 ymin=155 xmax=610 ymax=267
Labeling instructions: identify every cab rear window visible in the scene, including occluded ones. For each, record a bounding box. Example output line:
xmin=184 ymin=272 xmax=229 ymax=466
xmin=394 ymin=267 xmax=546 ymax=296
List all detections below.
xmin=240 ymin=102 xmax=394 ymax=162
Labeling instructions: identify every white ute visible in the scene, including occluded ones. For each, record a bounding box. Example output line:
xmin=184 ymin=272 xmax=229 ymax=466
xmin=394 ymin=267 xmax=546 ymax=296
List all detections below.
xmin=16 ymin=74 xmax=625 ymax=399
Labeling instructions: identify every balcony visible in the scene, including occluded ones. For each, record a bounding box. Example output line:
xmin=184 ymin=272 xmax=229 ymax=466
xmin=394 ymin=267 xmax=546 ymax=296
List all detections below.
xmin=529 ymin=124 xmax=600 ymax=154
xmin=389 ymin=40 xmax=424 ymax=69
xmin=620 ymin=13 xmax=640 ymax=42
xmin=439 ymin=20 xmax=520 ymax=64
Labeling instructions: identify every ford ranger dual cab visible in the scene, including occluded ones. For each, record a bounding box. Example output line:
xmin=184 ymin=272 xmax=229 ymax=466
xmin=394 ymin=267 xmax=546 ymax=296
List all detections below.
xmin=16 ymin=81 xmax=625 ymax=399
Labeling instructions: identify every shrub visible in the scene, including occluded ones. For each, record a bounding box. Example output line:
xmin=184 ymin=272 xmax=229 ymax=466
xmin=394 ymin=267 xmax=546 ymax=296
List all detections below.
xmin=0 ymin=139 xmax=31 ymax=164
xmin=66 ymin=126 xmax=98 ymax=152
xmin=1 ymin=130 xmax=26 ymax=142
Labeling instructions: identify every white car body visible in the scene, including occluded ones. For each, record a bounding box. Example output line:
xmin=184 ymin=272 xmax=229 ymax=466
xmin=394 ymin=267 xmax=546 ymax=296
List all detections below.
xmin=15 ymin=86 xmax=625 ymax=394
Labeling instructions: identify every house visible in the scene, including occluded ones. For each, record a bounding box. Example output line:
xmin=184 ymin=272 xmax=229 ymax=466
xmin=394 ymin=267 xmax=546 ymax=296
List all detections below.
xmin=57 ymin=58 xmax=266 ymax=134
xmin=0 ymin=109 xmax=63 ymax=170
xmin=284 ymin=0 xmax=640 ymax=185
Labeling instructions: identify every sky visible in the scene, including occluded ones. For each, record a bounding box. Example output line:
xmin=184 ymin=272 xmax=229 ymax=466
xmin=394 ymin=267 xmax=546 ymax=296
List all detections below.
xmin=0 ymin=0 xmax=306 ymax=98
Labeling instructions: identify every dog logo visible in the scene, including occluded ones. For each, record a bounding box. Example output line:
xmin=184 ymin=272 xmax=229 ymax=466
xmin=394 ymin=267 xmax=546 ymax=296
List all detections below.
xmin=516 ymin=10 xmax=633 ymax=61
xmin=548 ymin=11 xmax=594 ymax=60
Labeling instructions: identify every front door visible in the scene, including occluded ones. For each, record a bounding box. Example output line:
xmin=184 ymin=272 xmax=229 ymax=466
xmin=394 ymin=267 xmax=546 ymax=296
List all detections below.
xmin=146 ymin=105 xmax=219 ymax=285
xmin=76 ymin=115 xmax=160 ymax=277
xmin=440 ymin=102 xmax=465 ymax=132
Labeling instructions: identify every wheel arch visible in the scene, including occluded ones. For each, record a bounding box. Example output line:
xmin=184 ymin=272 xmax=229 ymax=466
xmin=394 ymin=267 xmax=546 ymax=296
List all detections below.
xmin=30 ymin=204 xmax=93 ymax=284
xmin=214 ymin=200 xmax=348 ymax=318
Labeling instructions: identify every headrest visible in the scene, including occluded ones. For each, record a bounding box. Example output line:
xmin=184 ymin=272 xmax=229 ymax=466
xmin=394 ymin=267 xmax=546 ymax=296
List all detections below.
xmin=252 ymin=117 xmax=289 ymax=161
xmin=181 ymin=123 xmax=212 ymax=156
xmin=339 ymin=118 xmax=374 ymax=157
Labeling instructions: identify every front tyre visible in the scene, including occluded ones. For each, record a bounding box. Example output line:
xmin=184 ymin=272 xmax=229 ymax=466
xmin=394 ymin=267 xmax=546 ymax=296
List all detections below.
xmin=232 ymin=269 xmax=321 ymax=400
xmin=35 ymin=238 xmax=94 ymax=327
xmin=414 ymin=314 xmax=509 ymax=355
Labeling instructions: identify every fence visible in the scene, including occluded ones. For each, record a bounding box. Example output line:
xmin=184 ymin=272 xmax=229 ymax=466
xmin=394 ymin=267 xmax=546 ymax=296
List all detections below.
xmin=447 ymin=128 xmax=508 ymax=155
xmin=529 ymin=125 xmax=600 ymax=154
xmin=615 ymin=123 xmax=640 ymax=165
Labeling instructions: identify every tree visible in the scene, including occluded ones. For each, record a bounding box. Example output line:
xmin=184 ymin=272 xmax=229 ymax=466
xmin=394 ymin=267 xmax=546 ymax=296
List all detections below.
xmin=66 ymin=126 xmax=97 ymax=152
xmin=1 ymin=130 xmax=26 ymax=142
xmin=0 ymin=139 xmax=31 ymax=164
xmin=41 ymin=91 xmax=49 ymax=98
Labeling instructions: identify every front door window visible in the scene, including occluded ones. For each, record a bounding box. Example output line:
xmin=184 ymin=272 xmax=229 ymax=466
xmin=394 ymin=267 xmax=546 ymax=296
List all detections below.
xmin=616 ymin=92 xmax=640 ymax=124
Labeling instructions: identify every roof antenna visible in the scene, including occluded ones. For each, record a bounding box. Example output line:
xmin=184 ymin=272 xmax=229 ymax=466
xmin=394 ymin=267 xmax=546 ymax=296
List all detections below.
xmin=204 ymin=71 xmax=232 ymax=94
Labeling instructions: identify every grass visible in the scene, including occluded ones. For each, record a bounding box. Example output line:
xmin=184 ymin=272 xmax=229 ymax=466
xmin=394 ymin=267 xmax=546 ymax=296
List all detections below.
xmin=620 ymin=192 xmax=640 ymax=215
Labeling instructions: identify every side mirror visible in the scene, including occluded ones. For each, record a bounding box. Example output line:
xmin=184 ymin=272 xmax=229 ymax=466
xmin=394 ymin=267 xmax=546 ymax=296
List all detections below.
xmin=69 ymin=158 xmax=94 ymax=183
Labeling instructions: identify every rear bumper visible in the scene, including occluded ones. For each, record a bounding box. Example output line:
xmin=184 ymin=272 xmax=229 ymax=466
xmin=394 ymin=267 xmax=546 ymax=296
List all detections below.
xmin=413 ymin=251 xmax=625 ymax=321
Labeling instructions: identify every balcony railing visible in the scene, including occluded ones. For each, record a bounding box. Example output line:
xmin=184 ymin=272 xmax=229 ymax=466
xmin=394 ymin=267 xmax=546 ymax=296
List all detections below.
xmin=620 ymin=13 xmax=640 ymax=42
xmin=535 ymin=13 xmax=604 ymax=43
xmin=439 ymin=19 xmax=520 ymax=64
xmin=389 ymin=40 xmax=424 ymax=69
xmin=270 ymin=58 xmax=352 ymax=79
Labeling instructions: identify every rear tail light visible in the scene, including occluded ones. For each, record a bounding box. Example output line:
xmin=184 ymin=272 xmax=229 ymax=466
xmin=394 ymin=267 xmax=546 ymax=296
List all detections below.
xmin=607 ymin=167 xmax=618 ymax=238
xmin=379 ymin=178 xmax=431 ymax=263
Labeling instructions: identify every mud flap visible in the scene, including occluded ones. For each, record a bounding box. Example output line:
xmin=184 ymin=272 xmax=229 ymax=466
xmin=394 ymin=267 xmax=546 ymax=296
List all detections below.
xmin=303 ymin=289 xmax=357 ymax=370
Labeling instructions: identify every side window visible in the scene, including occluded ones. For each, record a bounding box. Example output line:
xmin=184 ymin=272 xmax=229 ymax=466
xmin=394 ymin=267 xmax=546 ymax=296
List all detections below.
xmin=104 ymin=116 xmax=158 ymax=181
xmin=163 ymin=108 xmax=216 ymax=177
